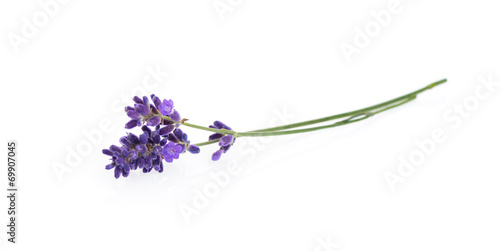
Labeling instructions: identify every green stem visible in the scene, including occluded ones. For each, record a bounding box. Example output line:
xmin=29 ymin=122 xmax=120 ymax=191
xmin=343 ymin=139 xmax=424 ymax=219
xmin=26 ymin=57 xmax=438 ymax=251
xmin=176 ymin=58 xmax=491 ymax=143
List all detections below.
xmin=182 ymin=122 xmax=237 ymax=135
xmin=194 ymin=139 xmax=220 ymax=146
xmin=236 ymin=95 xmax=417 ymax=137
xmin=191 ymin=95 xmax=417 ymax=145
xmin=371 ymin=94 xmax=416 ymax=115
xmin=250 ymin=79 xmax=446 ymax=132
xmin=189 ymin=79 xmax=446 ymax=145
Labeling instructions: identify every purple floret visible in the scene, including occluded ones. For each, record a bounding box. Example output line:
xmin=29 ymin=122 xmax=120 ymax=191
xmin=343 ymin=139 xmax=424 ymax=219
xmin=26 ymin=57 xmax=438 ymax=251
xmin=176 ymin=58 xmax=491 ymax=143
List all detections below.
xmin=158 ymin=99 xmax=174 ymax=116
xmin=208 ymin=121 xmax=235 ymax=161
xmin=162 ymin=142 xmax=183 ymax=163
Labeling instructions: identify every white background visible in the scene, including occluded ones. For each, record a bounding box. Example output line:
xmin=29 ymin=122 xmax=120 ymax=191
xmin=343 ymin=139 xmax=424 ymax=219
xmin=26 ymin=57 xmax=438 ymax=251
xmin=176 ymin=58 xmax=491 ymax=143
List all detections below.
xmin=1 ymin=1 xmax=499 ymax=250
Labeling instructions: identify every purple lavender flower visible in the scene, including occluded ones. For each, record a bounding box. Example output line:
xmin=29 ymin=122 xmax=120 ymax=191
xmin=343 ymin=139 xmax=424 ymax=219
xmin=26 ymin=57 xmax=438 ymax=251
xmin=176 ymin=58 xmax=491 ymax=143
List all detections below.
xmin=219 ymin=135 xmax=234 ymax=147
xmin=103 ymin=125 xmax=169 ymax=178
xmin=212 ymin=149 xmax=223 ymax=161
xmin=104 ymin=94 xmax=204 ymax=178
xmin=125 ymin=119 xmax=141 ymax=129
xmin=158 ymin=99 xmax=174 ymax=116
xmin=126 ymin=110 xmax=141 ymax=119
xmin=134 ymin=103 xmax=150 ymax=116
xmin=158 ymin=124 xmax=175 ymax=136
xmin=208 ymin=121 xmax=235 ymax=161
xmin=146 ymin=116 xmax=161 ymax=127
xmin=124 ymin=95 xmax=182 ymax=129
xmin=102 ymin=143 xmax=135 ymax=179
xmin=170 ymin=110 xmax=181 ymax=122
xmin=164 ymin=128 xmax=200 ymax=156
xmin=187 ymin=145 xmax=200 ymax=154
xmin=162 ymin=142 xmax=183 ymax=163
xmin=104 ymin=118 xmax=199 ymax=178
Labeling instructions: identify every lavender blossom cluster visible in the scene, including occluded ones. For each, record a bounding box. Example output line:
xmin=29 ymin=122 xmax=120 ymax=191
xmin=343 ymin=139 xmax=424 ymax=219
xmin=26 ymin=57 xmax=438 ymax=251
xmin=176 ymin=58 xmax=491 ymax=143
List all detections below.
xmin=103 ymin=95 xmax=234 ymax=179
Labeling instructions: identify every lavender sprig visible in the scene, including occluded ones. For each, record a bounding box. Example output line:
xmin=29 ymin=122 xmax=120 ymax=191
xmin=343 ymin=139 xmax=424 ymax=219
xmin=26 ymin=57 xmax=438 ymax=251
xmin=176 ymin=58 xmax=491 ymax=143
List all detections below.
xmin=103 ymin=79 xmax=447 ymax=179
xmin=207 ymin=121 xmax=235 ymax=161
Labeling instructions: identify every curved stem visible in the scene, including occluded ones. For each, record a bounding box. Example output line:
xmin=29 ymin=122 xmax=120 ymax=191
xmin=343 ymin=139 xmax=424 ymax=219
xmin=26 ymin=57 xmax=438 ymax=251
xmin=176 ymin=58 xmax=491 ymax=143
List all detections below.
xmin=189 ymin=79 xmax=445 ymax=145
xmin=250 ymin=79 xmax=446 ymax=132
xmin=236 ymin=95 xmax=417 ymax=137
xmin=182 ymin=122 xmax=237 ymax=135
xmin=371 ymin=94 xmax=416 ymax=115
xmin=192 ymin=140 xmax=218 ymax=147
xmin=193 ymin=139 xmax=219 ymax=146
xmin=191 ymin=95 xmax=417 ymax=145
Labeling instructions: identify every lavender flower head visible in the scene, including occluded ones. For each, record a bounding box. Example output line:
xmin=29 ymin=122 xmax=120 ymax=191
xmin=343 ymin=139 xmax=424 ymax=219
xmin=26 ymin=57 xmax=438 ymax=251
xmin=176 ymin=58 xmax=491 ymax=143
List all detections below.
xmin=125 ymin=95 xmax=181 ymax=129
xmin=208 ymin=121 xmax=235 ymax=161
xmin=103 ymin=95 xmax=198 ymax=178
